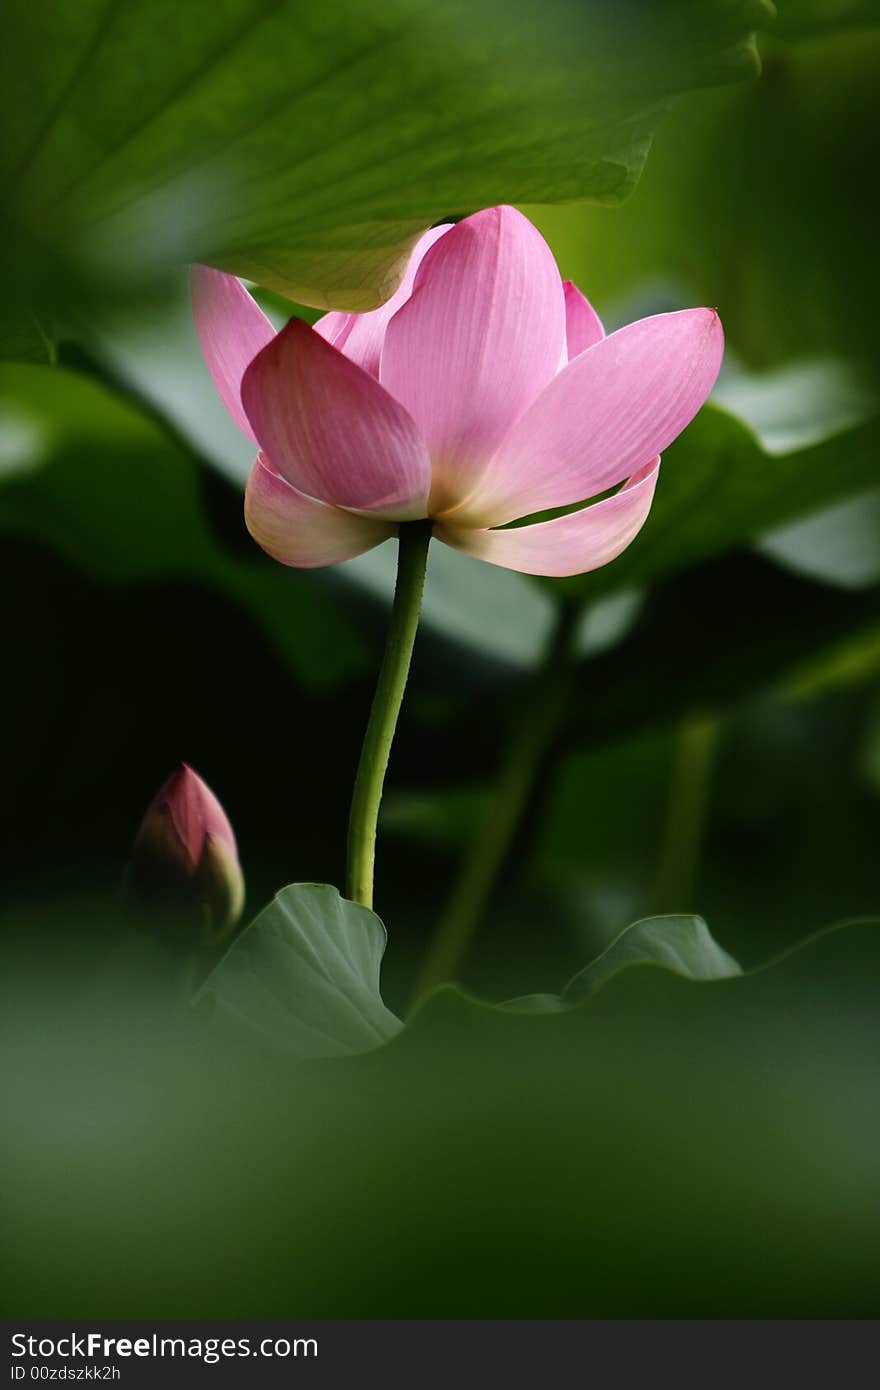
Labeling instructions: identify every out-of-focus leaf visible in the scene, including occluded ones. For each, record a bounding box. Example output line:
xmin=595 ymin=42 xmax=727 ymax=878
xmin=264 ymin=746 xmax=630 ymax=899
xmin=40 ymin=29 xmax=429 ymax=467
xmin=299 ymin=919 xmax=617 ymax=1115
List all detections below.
xmin=781 ymin=623 xmax=880 ymax=700
xmin=197 ymin=883 xmax=402 ymax=1060
xmin=713 ymin=358 xmax=878 ymax=455
xmin=0 ymin=362 xmax=366 ymax=686
xmin=769 ymin=0 xmax=880 ymax=39
xmin=2 ymin=0 xmax=770 ymax=319
xmin=5 ymin=908 xmax=880 ymax=1315
xmin=760 ymin=492 xmax=880 ymax=590
xmin=564 ymin=913 xmax=741 ymax=1000
xmin=423 ymin=554 xmax=880 ymax=774
xmin=529 ymin=25 xmax=880 ymax=371
xmin=85 ymin=289 xmax=255 ymax=487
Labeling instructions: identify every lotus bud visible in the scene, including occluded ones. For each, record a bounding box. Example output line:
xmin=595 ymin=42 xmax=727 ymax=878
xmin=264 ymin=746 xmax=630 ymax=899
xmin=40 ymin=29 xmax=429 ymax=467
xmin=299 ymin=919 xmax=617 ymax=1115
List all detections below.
xmin=125 ymin=764 xmax=244 ymax=945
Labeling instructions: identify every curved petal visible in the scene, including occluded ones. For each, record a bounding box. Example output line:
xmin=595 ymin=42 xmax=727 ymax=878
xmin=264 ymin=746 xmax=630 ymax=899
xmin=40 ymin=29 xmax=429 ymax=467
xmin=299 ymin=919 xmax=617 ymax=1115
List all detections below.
xmin=314 ymin=224 xmax=451 ymax=377
xmin=564 ymin=280 xmax=604 ymax=359
xmin=435 ymin=459 xmax=659 ymax=578
xmin=159 ymin=764 xmax=238 ymax=867
xmin=244 ymin=455 xmax=394 ymax=568
xmin=456 ymin=308 xmax=722 ymax=527
xmin=241 ymin=318 xmax=431 ymax=519
xmin=191 ymin=265 xmax=276 ymax=443
xmin=380 ymin=205 xmax=566 ymax=512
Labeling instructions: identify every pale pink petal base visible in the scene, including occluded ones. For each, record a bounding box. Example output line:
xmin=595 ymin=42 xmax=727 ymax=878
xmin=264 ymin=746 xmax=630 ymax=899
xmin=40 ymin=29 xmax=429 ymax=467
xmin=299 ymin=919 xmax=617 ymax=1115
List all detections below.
xmin=456 ymin=309 xmax=722 ymax=528
xmin=435 ymin=459 xmax=659 ymax=577
xmin=241 ymin=319 xmax=432 ymax=518
xmin=191 ymin=266 xmax=276 ymax=444
xmin=245 ymin=455 xmax=394 ymax=568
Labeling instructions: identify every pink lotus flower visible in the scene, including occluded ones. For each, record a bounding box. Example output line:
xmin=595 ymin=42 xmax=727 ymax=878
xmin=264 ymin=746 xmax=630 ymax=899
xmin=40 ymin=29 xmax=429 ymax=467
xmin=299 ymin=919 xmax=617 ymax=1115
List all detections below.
xmin=126 ymin=764 xmax=244 ymax=943
xmin=192 ymin=207 xmax=722 ymax=577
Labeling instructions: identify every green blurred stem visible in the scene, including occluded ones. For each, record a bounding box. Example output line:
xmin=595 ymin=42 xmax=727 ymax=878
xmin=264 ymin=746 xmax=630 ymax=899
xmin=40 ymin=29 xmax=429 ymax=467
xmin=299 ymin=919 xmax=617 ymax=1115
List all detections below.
xmin=346 ymin=520 xmax=432 ymax=910
xmin=651 ymin=713 xmax=720 ymax=912
xmin=409 ymin=601 xmax=579 ymax=1007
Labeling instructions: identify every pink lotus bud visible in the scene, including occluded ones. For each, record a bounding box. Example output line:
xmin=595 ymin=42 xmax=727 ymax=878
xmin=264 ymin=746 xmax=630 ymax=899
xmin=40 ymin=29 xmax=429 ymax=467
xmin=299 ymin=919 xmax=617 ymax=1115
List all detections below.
xmin=125 ymin=764 xmax=244 ymax=945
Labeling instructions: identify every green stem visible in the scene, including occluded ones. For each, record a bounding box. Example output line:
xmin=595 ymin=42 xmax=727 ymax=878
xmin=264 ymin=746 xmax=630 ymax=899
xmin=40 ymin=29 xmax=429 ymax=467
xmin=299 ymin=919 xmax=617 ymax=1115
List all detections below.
xmin=409 ymin=601 xmax=579 ymax=1006
xmin=651 ymin=713 xmax=719 ymax=912
xmin=346 ymin=520 xmax=432 ymax=909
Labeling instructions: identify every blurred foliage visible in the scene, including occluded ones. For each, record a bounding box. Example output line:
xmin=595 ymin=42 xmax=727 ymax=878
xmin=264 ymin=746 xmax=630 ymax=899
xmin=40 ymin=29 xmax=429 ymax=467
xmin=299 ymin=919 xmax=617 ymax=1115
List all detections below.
xmin=3 ymin=911 xmax=880 ymax=1315
xmin=770 ymin=0 xmax=879 ymax=40
xmin=0 ymin=360 xmax=367 ymax=687
xmin=529 ymin=17 xmax=880 ymax=371
xmin=1 ymin=0 xmax=879 ymax=1320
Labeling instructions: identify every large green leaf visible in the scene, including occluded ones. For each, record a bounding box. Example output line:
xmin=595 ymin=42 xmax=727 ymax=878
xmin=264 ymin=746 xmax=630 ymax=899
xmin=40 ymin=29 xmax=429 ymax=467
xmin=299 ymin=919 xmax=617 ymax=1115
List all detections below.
xmin=5 ymin=905 xmax=880 ymax=1316
xmin=713 ymin=357 xmax=877 ymax=455
xmin=0 ymin=361 xmax=366 ymax=686
xmin=759 ymin=492 xmax=880 ymax=590
xmin=197 ymin=882 xmax=402 ymax=1059
xmin=200 ymin=890 xmax=739 ymax=1056
xmin=195 ymin=882 xmax=865 ymax=1078
xmin=6 ymin=911 xmax=878 ymax=1312
xmin=783 ymin=619 xmax=880 ymax=700
xmin=2 ymin=0 xmax=770 ymax=315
